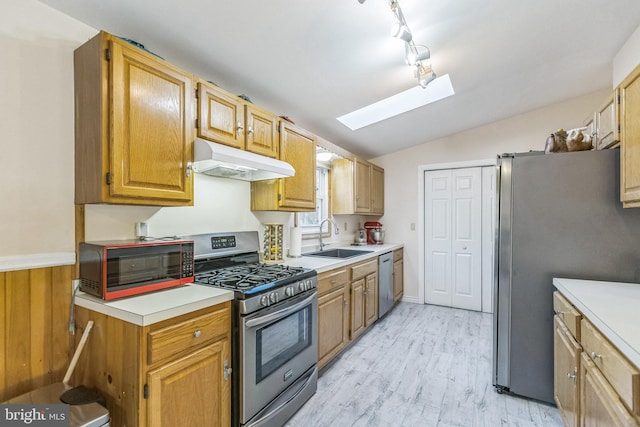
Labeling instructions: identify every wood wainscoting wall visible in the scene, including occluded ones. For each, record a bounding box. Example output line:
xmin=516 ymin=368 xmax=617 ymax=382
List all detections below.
xmin=0 ymin=265 xmax=74 ymax=401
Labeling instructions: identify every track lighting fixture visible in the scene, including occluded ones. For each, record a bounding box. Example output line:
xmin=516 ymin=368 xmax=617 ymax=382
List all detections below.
xmin=389 ymin=0 xmax=437 ymax=88
xmin=356 ymin=0 xmax=444 ymax=90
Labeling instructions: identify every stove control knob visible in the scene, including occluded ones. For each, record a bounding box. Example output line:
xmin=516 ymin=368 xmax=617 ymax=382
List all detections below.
xmin=298 ymin=282 xmax=305 ymax=292
xmin=285 ymin=286 xmax=295 ymax=297
xmin=269 ymin=292 xmax=278 ymax=304
xmin=306 ymin=279 xmax=313 ymax=289
xmin=260 ymin=295 xmax=270 ymax=307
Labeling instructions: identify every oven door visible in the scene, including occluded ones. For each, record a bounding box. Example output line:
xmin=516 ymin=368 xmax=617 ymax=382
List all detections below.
xmin=239 ymin=289 xmax=318 ymax=425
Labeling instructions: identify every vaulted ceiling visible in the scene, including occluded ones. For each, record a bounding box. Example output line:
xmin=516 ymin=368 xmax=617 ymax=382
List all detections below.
xmin=40 ymin=0 xmax=640 ymax=158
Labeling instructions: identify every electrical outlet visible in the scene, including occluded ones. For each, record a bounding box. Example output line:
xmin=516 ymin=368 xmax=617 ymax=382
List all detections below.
xmin=410 ymin=223 xmax=416 ymax=231
xmin=136 ymin=222 xmax=149 ymax=237
xmin=344 ymin=222 xmax=348 ymax=231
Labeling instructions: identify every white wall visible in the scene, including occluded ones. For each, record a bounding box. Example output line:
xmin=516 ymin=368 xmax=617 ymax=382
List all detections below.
xmin=371 ymin=89 xmax=610 ymax=301
xmin=0 ymin=0 xmax=96 ymax=256
xmin=614 ymin=24 xmax=640 ymax=87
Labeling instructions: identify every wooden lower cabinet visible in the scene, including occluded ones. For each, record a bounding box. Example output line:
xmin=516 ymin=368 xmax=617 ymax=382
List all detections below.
xmin=393 ymin=249 xmax=404 ymax=302
xmin=581 ymin=353 xmax=637 ymax=427
xmin=317 ymin=254 xmax=393 ymax=369
xmin=317 ymin=268 xmax=349 ymax=369
xmin=349 ymin=277 xmax=366 ymax=341
xmin=554 ymin=316 xmax=582 ymax=427
xmin=73 ymin=302 xmax=232 ymax=427
xmin=553 ymin=291 xmax=640 ymax=427
xmin=350 ymin=258 xmax=378 ymax=341
xmin=364 ymin=272 xmax=378 ymax=327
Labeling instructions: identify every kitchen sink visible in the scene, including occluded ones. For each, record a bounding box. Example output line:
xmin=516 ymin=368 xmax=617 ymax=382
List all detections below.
xmin=303 ymin=248 xmax=372 ymax=259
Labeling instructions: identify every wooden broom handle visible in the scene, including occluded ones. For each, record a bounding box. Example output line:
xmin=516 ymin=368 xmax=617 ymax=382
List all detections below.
xmin=63 ymin=320 xmax=94 ymax=385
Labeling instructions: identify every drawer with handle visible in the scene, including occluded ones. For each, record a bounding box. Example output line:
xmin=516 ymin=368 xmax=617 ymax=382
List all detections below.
xmin=351 ymin=258 xmax=377 ymax=281
xmin=318 ymin=268 xmax=348 ymax=296
xmin=581 ymin=318 xmax=640 ymax=416
xmin=553 ymin=291 xmax=582 ymax=340
xmin=393 ymin=249 xmax=403 ymax=262
xmin=147 ymin=303 xmax=230 ymax=365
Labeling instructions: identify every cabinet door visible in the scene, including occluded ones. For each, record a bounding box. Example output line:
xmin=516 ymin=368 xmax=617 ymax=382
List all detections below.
xmin=364 ymin=272 xmax=378 ymax=327
xmin=620 ymin=64 xmax=640 ymax=207
xmin=554 ymin=316 xmax=581 ymax=427
xmin=278 ymin=121 xmax=317 ymax=210
xmin=370 ymin=165 xmax=385 ymax=215
xmin=581 ymin=353 xmax=636 ymax=427
xmin=393 ymin=258 xmax=404 ymax=302
xmin=355 ymin=158 xmax=371 ymax=213
xmin=110 ymin=40 xmax=193 ymax=202
xmin=147 ymin=340 xmax=231 ymax=427
xmin=318 ymin=286 xmax=349 ymax=368
xmin=350 ymin=278 xmax=366 ymax=341
xmin=595 ymin=92 xmax=620 ymax=150
xmin=245 ymin=104 xmax=278 ymax=158
xmin=197 ymin=81 xmax=244 ymax=149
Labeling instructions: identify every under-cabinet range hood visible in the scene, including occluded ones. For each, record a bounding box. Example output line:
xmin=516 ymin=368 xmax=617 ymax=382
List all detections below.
xmin=192 ymin=139 xmax=295 ymax=181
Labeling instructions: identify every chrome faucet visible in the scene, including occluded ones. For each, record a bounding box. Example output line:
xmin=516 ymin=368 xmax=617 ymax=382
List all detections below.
xmin=318 ymin=218 xmax=338 ymax=251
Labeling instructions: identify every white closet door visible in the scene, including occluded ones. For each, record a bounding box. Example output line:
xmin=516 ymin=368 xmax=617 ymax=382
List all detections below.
xmin=425 ymin=167 xmax=482 ymax=311
xmin=425 ymin=170 xmax=453 ymax=307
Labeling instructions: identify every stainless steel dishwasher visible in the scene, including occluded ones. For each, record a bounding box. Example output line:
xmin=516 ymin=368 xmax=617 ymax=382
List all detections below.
xmin=378 ymin=252 xmax=394 ymax=318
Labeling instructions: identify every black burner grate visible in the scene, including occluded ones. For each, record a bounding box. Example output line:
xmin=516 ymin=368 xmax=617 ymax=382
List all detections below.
xmin=194 ymin=263 xmax=306 ymax=291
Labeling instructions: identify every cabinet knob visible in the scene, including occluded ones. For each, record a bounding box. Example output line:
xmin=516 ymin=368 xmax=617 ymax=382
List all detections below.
xmin=224 ymin=360 xmax=232 ymax=381
xmin=247 ymin=126 xmax=254 ymax=136
xmin=330 ymin=279 xmax=337 ymax=284
xmin=193 ymin=330 xmax=202 ymax=338
xmin=567 ymin=369 xmax=577 ymax=385
xmin=186 ymin=161 xmax=193 ymax=177
xmin=237 ymin=121 xmax=244 ymax=135
xmin=591 ymin=351 xmax=602 ymax=361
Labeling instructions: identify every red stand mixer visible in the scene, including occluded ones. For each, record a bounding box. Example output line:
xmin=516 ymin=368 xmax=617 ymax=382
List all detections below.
xmin=364 ymin=221 xmax=385 ymax=245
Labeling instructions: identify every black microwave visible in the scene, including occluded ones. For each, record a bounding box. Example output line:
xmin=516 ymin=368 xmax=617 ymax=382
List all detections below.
xmin=79 ymin=239 xmax=194 ymax=300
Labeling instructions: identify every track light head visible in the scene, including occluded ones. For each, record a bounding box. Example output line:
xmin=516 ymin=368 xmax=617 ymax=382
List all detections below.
xmin=415 ymin=63 xmax=437 ymax=88
xmin=390 ymin=23 xmax=412 ymax=42
xmin=407 ymin=45 xmax=430 ymax=66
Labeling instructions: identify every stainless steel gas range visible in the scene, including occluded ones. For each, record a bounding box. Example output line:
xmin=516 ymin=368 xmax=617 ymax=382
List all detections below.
xmin=188 ymin=231 xmax=318 ymax=427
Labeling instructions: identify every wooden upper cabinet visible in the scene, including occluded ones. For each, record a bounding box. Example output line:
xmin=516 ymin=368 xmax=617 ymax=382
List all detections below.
xmin=277 ymin=121 xmax=316 ymax=209
xmin=370 ymin=164 xmax=384 ymax=215
xmin=251 ymin=120 xmax=316 ymax=211
xmin=355 ymin=159 xmax=371 ymax=213
xmin=196 ymin=80 xmax=278 ymax=158
xmin=331 ymin=158 xmax=384 ymax=215
xmin=245 ymin=103 xmax=279 ymax=158
xmin=595 ymin=91 xmax=620 ymax=150
xmin=197 ymin=81 xmax=244 ymax=149
xmin=620 ymin=63 xmax=640 ymax=207
xmin=74 ymin=31 xmax=194 ymax=206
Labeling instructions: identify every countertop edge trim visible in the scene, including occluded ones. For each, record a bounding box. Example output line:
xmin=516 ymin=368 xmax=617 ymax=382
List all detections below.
xmin=0 ymin=252 xmax=76 ymax=272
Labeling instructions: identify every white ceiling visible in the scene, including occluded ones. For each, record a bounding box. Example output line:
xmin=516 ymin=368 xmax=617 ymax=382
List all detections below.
xmin=39 ymin=0 xmax=640 ymax=159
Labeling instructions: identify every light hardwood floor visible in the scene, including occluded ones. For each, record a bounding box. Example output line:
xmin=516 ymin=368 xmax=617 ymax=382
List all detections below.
xmin=286 ymin=302 xmax=563 ymax=427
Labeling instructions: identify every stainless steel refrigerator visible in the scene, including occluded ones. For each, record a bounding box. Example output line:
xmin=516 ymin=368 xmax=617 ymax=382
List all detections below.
xmin=493 ymin=148 xmax=640 ymax=404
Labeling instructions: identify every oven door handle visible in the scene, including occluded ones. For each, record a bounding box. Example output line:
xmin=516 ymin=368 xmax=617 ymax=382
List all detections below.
xmin=245 ymin=292 xmax=316 ymax=328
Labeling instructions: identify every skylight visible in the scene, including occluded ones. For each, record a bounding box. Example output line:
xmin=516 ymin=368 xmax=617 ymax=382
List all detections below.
xmin=337 ymin=74 xmax=455 ymax=130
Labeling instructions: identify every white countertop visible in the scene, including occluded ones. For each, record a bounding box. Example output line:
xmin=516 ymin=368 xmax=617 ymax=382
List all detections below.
xmin=283 ymin=243 xmax=403 ymax=273
xmin=75 ymin=284 xmax=234 ymax=326
xmin=553 ymin=278 xmax=640 ymax=368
